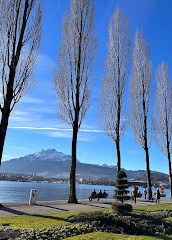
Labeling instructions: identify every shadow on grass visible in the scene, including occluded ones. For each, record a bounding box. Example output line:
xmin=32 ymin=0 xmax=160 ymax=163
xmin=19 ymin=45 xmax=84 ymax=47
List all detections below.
xmin=32 ymin=214 xmax=71 ymax=224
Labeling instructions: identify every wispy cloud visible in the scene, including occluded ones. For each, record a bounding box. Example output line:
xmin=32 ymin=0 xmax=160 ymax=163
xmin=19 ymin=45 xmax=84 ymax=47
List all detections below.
xmin=8 ymin=89 xmax=103 ymax=142
xmin=8 ymin=125 xmax=103 ymax=142
xmin=37 ymin=54 xmax=56 ymax=71
xmin=46 ymin=131 xmax=72 ymax=139
xmin=8 ymin=146 xmax=28 ymax=150
xmin=9 ymin=126 xmax=103 ymax=133
xmin=2 ymin=155 xmax=16 ymax=160
xmin=21 ymin=96 xmax=45 ymax=104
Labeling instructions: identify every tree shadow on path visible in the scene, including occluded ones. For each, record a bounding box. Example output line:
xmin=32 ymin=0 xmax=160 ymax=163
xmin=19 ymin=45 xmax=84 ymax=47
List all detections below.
xmin=0 ymin=206 xmax=29 ymax=216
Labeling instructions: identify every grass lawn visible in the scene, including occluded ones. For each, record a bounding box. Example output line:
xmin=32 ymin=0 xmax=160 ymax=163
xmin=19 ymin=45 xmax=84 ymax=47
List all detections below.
xmin=133 ymin=204 xmax=172 ymax=211
xmin=0 ymin=211 xmax=79 ymax=228
xmin=0 ymin=203 xmax=172 ymax=239
xmin=64 ymin=232 xmax=172 ymax=240
xmin=1 ymin=203 xmax=172 ymax=229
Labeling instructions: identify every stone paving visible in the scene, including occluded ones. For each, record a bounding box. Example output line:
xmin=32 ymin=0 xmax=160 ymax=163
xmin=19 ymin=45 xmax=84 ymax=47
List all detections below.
xmin=0 ymin=198 xmax=171 ymax=217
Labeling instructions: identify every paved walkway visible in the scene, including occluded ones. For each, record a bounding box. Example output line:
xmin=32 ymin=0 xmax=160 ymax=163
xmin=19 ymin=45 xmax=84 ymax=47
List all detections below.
xmin=0 ymin=198 xmax=172 ymax=217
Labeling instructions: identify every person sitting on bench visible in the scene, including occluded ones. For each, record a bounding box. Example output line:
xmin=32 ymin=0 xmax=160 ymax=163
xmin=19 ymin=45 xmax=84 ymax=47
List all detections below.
xmin=97 ymin=190 xmax=103 ymax=200
xmin=102 ymin=190 xmax=107 ymax=198
xmin=89 ymin=189 xmax=96 ymax=201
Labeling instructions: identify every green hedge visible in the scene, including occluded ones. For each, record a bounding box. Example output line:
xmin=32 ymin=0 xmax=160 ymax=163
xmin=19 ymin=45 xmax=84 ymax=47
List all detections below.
xmin=112 ymin=202 xmax=132 ymax=214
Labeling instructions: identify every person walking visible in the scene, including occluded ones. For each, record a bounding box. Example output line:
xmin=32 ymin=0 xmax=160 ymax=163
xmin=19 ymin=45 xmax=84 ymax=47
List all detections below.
xmin=155 ymin=188 xmax=160 ymax=203
xmin=143 ymin=188 xmax=147 ymax=200
xmin=131 ymin=187 xmax=137 ymax=204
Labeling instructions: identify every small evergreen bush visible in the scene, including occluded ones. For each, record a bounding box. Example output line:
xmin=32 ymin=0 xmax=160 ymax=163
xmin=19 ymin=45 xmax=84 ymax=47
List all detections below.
xmin=112 ymin=202 xmax=132 ymax=214
xmin=113 ymin=171 xmax=131 ymax=214
xmin=114 ymin=171 xmax=130 ymax=203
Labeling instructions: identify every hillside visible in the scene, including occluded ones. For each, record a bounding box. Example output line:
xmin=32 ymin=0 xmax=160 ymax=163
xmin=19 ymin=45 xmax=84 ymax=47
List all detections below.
xmin=0 ymin=149 xmax=169 ymax=185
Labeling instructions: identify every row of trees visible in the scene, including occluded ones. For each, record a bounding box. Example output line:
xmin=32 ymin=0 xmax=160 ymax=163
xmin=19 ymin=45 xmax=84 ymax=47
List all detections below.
xmin=0 ymin=0 xmax=171 ymax=204
xmin=53 ymin=1 xmax=171 ymax=202
xmin=101 ymin=8 xmax=171 ymax=200
xmin=99 ymin=6 xmax=171 ymax=200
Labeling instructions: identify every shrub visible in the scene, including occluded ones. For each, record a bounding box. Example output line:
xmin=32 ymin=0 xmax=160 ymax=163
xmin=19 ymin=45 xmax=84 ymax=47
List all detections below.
xmin=113 ymin=171 xmax=132 ymax=214
xmin=112 ymin=202 xmax=132 ymax=214
xmin=113 ymin=171 xmax=130 ymax=204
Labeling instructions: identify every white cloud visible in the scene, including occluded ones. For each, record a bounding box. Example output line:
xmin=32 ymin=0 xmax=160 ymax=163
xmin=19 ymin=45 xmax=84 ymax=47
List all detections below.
xmin=77 ymin=136 xmax=94 ymax=142
xmin=8 ymin=125 xmax=102 ymax=142
xmin=80 ymin=129 xmax=103 ymax=133
xmin=46 ymin=131 xmax=72 ymax=139
xmin=8 ymin=146 xmax=28 ymax=150
xmin=21 ymin=96 xmax=45 ymax=104
xmin=2 ymin=155 xmax=16 ymax=161
xmin=9 ymin=126 xmax=103 ymax=133
xmin=37 ymin=54 xmax=56 ymax=71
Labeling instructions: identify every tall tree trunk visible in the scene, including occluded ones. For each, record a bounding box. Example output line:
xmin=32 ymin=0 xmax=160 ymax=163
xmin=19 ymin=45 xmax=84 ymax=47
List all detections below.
xmin=145 ymin=146 xmax=152 ymax=199
xmin=116 ymin=34 xmax=121 ymax=174
xmin=116 ymin=105 xmax=121 ymax=173
xmin=167 ymin=144 xmax=172 ymax=198
xmin=143 ymin=89 xmax=152 ymax=200
xmin=0 ymin=101 xmax=11 ymax=164
xmin=68 ymin=124 xmax=78 ymax=203
xmin=116 ymin=139 xmax=121 ymax=172
xmin=68 ymin=16 xmax=81 ymax=203
xmin=166 ymin=114 xmax=172 ymax=199
xmin=0 ymin=115 xmax=9 ymax=163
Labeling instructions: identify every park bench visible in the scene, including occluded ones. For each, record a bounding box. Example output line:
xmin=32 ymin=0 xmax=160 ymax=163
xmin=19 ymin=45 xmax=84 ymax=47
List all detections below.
xmin=89 ymin=193 xmax=108 ymax=201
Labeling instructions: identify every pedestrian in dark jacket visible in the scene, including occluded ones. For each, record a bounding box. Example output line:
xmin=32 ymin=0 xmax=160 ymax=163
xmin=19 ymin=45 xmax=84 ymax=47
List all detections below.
xmin=143 ymin=188 xmax=147 ymax=200
xmin=156 ymin=188 xmax=160 ymax=203
xmin=131 ymin=187 xmax=137 ymax=204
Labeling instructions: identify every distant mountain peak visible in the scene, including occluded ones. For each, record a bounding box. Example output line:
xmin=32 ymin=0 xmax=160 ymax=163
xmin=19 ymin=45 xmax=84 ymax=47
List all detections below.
xmin=35 ymin=148 xmax=59 ymax=157
xmin=101 ymin=163 xmax=109 ymax=167
xmin=34 ymin=148 xmax=71 ymax=162
xmin=98 ymin=163 xmax=117 ymax=168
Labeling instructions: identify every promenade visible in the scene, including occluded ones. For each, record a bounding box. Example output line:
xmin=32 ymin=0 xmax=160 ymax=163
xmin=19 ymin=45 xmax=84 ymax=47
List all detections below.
xmin=0 ymin=198 xmax=172 ymax=217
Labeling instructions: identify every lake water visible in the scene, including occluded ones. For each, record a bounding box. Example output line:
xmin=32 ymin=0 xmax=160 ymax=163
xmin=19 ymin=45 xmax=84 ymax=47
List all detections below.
xmin=0 ymin=181 xmax=170 ymax=203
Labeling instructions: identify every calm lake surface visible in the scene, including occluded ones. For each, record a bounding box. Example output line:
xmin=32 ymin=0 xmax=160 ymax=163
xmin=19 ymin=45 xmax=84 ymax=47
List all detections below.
xmin=0 ymin=181 xmax=170 ymax=203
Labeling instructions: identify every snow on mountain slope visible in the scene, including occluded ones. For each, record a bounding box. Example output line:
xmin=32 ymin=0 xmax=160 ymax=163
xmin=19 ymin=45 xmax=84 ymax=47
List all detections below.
xmin=34 ymin=149 xmax=70 ymax=161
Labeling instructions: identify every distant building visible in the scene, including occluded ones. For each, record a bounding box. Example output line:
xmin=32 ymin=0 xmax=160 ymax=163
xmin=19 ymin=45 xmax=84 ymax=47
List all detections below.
xmin=128 ymin=180 xmax=147 ymax=188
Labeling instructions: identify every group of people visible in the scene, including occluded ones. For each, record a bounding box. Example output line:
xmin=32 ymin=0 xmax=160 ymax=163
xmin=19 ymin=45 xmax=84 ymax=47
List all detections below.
xmin=89 ymin=187 xmax=163 ymax=203
xmin=89 ymin=189 xmax=108 ymax=201
xmin=131 ymin=187 xmax=161 ymax=204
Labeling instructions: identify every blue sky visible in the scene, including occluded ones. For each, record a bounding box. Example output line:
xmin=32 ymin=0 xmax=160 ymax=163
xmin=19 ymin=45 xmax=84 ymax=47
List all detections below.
xmin=1 ymin=0 xmax=172 ymax=174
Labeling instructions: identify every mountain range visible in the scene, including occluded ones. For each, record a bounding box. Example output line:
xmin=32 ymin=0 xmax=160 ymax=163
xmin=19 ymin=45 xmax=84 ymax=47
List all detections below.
xmin=0 ymin=149 xmax=169 ymax=184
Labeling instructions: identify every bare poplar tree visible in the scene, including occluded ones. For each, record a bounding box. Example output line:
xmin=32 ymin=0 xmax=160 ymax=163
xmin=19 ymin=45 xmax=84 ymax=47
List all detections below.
xmin=129 ymin=30 xmax=153 ymax=199
xmin=0 ymin=0 xmax=43 ymax=164
xmin=153 ymin=61 xmax=172 ymax=197
xmin=99 ymin=6 xmax=131 ymax=173
xmin=53 ymin=0 xmax=97 ymax=203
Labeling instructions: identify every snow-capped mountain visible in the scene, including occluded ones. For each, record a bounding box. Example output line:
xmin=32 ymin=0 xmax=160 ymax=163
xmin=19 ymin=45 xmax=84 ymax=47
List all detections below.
xmin=0 ymin=149 xmax=168 ymax=182
xmin=99 ymin=163 xmax=116 ymax=168
xmin=100 ymin=163 xmax=109 ymax=167
xmin=34 ymin=149 xmax=71 ymax=162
